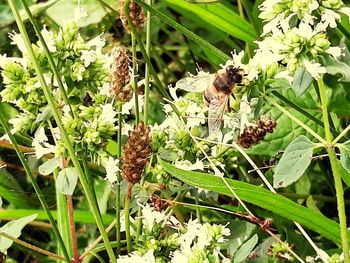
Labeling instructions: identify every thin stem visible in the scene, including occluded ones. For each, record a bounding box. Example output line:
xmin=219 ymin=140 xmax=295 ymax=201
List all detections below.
xmin=0 ymin=115 xmax=70 ymax=262
xmin=124 ymin=183 xmax=133 ymax=253
xmin=195 ymin=193 xmax=201 ymax=224
xmin=7 ymin=2 xmax=116 ymax=261
xmin=67 ymin=195 xmax=80 ymax=263
xmin=116 ymin=104 xmax=123 ymax=255
xmin=80 ymin=219 xmax=116 ymax=260
xmin=265 ymin=96 xmax=327 ymax=144
xmin=333 ymin=124 xmax=350 ymax=145
xmin=317 ymin=78 xmax=349 ymax=263
xmin=0 ymin=231 xmax=64 ymax=260
xmin=131 ymin=32 xmax=140 ymax=123
xmin=143 ymin=0 xmax=152 ymax=125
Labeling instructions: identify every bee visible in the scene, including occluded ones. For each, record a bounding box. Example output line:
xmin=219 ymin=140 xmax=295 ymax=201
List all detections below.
xmin=175 ymin=65 xmax=245 ymax=135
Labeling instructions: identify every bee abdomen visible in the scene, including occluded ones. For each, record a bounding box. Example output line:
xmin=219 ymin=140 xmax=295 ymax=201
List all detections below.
xmin=213 ymin=75 xmax=233 ymax=94
xmin=203 ymin=89 xmax=214 ymax=107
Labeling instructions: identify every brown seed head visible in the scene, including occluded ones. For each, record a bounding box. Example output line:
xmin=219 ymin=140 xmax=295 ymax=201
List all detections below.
xmin=109 ymin=46 xmax=133 ymax=102
xmin=121 ymin=121 xmax=151 ymax=184
xmin=236 ymin=117 xmax=277 ymax=148
xmin=119 ymin=0 xmax=145 ymax=33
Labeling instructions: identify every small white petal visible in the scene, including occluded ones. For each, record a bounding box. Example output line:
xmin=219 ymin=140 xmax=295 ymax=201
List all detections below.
xmin=304 ymin=60 xmax=327 ymax=79
xmin=103 ymin=157 xmax=120 ymax=184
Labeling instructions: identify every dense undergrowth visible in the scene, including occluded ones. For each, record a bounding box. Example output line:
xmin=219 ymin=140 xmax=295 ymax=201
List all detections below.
xmin=1 ymin=0 xmax=350 ymax=262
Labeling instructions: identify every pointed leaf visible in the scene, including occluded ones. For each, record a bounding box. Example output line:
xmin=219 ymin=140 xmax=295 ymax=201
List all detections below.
xmin=273 ymin=136 xmax=314 ymax=188
xmin=160 ymin=160 xmax=343 ymax=244
xmin=56 ymin=167 xmax=78 ymax=195
xmin=234 ymin=234 xmax=258 ymax=263
xmin=38 ymin=157 xmax=60 ymax=176
xmin=0 ymin=214 xmax=37 ymax=252
xmin=292 ymin=67 xmax=313 ymax=97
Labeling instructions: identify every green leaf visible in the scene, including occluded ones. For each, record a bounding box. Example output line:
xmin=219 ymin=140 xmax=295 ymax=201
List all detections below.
xmin=0 ymin=214 xmax=37 ymax=252
xmin=227 ymin=221 xmax=256 ymax=256
xmin=19 ymin=0 xmax=60 ymax=21
xmin=160 ymin=160 xmax=343 ymax=244
xmin=321 ymin=41 xmax=350 ymax=82
xmin=56 ymin=167 xmax=78 ymax=195
xmin=46 ymin=0 xmax=117 ymax=27
xmin=185 ymin=0 xmax=219 ymax=2
xmin=234 ymin=234 xmax=258 ymax=263
xmin=34 ymin=106 xmax=52 ymax=124
xmin=273 ymin=136 xmax=314 ymax=188
xmin=248 ymin=89 xmax=324 ymax=157
xmin=292 ymin=67 xmax=313 ymax=96
xmin=0 ymin=4 xmax=14 ymax=26
xmin=164 ymin=0 xmax=256 ymax=43
xmin=38 ymin=157 xmax=60 ymax=176
xmin=338 ymin=140 xmax=350 ymax=174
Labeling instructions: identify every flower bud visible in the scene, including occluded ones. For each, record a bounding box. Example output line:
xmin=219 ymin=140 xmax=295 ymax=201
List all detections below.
xmin=321 ymin=0 xmax=344 ymax=9
xmin=119 ymin=0 xmax=145 ymax=33
xmin=122 ymin=121 xmax=151 ymax=184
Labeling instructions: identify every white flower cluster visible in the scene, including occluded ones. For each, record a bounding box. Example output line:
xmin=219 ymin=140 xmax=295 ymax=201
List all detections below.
xmin=118 ymin=204 xmax=231 ymax=263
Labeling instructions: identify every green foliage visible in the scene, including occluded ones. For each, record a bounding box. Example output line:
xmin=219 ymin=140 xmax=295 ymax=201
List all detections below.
xmin=273 ymin=136 xmax=314 ymax=188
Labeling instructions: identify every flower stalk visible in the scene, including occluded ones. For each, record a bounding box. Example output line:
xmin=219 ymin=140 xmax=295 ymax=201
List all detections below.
xmin=116 ymin=103 xmax=123 ymax=255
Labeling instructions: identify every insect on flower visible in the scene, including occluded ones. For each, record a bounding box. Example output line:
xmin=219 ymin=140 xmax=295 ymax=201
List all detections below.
xmin=175 ymin=65 xmax=246 ymax=135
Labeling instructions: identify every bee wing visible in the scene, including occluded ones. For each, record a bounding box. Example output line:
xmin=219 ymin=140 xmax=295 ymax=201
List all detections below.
xmin=208 ymin=95 xmax=229 ymax=136
xmin=175 ymin=74 xmax=213 ymax=92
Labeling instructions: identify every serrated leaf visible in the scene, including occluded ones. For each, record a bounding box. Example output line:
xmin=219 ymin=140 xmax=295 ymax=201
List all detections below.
xmin=273 ymin=136 xmax=314 ymax=188
xmin=0 ymin=214 xmax=37 ymax=252
xmin=292 ymin=67 xmax=313 ymax=97
xmin=38 ymin=157 xmax=60 ymax=176
xmin=234 ymin=234 xmax=258 ymax=263
xmin=338 ymin=140 xmax=350 ymax=174
xmin=160 ymin=160 xmax=344 ymax=244
xmin=56 ymin=167 xmax=78 ymax=195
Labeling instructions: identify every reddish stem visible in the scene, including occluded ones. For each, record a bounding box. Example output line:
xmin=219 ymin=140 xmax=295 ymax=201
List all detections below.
xmin=67 ymin=195 xmax=80 ymax=263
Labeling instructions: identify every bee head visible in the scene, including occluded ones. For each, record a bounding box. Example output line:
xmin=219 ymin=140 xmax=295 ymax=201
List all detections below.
xmin=226 ymin=65 xmax=243 ymax=84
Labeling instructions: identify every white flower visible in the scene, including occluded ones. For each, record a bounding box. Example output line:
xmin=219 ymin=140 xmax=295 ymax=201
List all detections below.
xmin=74 ymin=6 xmax=88 ymax=22
xmin=87 ymin=34 xmax=106 ymax=52
xmin=121 ymin=94 xmax=144 ymax=115
xmin=175 ymin=159 xmax=205 ymax=171
xmin=99 ymin=103 xmax=117 ymax=123
xmin=223 ymin=50 xmax=245 ymax=70
xmin=326 ymin=46 xmax=343 ymax=58
xmin=39 ymin=26 xmax=56 ymax=52
xmin=171 ymin=250 xmax=188 ymax=263
xmin=80 ymin=50 xmax=97 ymax=67
xmin=9 ymin=31 xmax=27 ymax=54
xmin=320 ymin=9 xmax=341 ymax=30
xmin=103 ymin=157 xmax=120 ymax=184
xmin=117 ymin=249 xmax=156 ymax=263
xmin=32 ymin=127 xmax=55 ymax=159
xmin=141 ymin=204 xmax=168 ymax=233
xmin=304 ymin=60 xmax=326 ymax=79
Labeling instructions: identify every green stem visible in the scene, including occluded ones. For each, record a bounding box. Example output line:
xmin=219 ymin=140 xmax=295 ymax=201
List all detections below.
xmin=20 ymin=0 xmax=75 ymax=118
xmin=116 ymin=104 xmax=123 ymax=255
xmin=195 ymin=192 xmax=201 ymax=224
xmin=131 ymin=32 xmax=140 ymax=123
xmin=265 ymin=96 xmax=327 ymax=144
xmin=124 ymin=183 xmax=133 ymax=252
xmin=7 ymin=1 xmax=116 ymax=261
xmin=0 ymin=113 xmax=70 ymax=262
xmin=317 ymin=78 xmax=349 ymax=262
xmin=143 ymin=0 xmax=152 ymax=125
xmin=333 ymin=124 xmax=350 ymax=145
